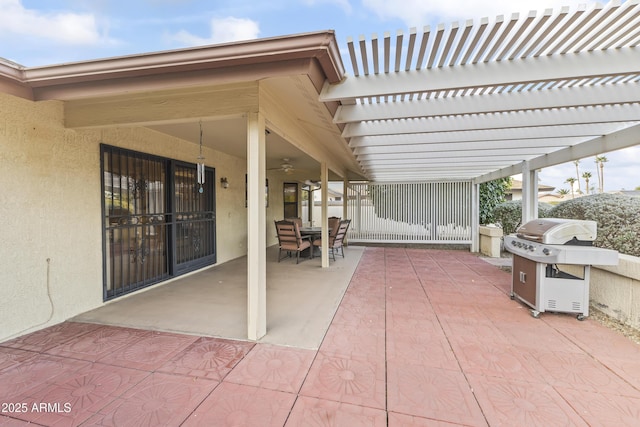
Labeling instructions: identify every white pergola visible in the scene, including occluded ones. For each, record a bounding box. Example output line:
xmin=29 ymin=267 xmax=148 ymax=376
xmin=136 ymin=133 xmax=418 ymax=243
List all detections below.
xmin=322 ymin=0 xmax=640 ymax=222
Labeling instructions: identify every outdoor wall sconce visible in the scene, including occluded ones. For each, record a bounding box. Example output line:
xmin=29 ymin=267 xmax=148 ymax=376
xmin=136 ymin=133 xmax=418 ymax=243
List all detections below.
xmin=220 ymin=177 xmax=229 ymax=189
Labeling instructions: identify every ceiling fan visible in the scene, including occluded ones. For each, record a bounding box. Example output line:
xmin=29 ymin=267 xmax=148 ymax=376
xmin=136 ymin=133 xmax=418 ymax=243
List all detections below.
xmin=268 ymin=158 xmax=296 ymax=174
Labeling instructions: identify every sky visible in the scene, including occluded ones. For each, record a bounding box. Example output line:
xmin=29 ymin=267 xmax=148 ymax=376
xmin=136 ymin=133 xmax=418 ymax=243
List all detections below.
xmin=1 ymin=0 xmax=638 ymax=192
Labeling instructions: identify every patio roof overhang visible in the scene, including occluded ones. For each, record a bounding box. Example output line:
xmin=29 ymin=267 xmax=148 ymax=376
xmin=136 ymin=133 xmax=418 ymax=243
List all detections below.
xmin=0 ymin=31 xmax=365 ymax=182
xmin=321 ymin=1 xmax=640 ymax=184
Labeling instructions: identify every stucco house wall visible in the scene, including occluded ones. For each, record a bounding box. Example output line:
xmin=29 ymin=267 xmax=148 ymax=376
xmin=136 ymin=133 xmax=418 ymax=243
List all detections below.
xmin=0 ymin=91 xmax=280 ymax=341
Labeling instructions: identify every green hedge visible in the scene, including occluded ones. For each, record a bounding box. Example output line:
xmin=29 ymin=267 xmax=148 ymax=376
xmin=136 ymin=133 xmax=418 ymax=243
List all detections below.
xmin=492 ymin=194 xmax=640 ymax=257
xmin=549 ymin=194 xmax=640 ymax=257
xmin=492 ymin=200 xmax=552 ymax=235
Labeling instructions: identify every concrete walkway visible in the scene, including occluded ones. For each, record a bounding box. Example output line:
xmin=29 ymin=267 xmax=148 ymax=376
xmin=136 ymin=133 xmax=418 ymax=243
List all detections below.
xmin=1 ymin=247 xmax=639 ymax=426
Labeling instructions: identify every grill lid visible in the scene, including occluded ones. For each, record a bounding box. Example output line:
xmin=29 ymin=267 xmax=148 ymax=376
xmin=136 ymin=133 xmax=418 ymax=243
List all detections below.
xmin=516 ymin=218 xmax=597 ymax=244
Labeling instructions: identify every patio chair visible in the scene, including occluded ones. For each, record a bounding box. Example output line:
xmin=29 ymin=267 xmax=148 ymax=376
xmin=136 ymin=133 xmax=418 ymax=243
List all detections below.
xmin=275 ymin=220 xmax=312 ymax=264
xmin=285 ymin=217 xmax=303 ymax=229
xmin=328 ymin=216 xmax=341 ymax=236
xmin=313 ymin=219 xmax=350 ymax=261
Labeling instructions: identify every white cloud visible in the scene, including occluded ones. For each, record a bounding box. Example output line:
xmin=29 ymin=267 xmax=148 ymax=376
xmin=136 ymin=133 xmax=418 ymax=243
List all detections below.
xmin=171 ymin=16 xmax=260 ymax=46
xmin=0 ymin=0 xmax=106 ymax=45
xmin=361 ymin=0 xmax=591 ymax=28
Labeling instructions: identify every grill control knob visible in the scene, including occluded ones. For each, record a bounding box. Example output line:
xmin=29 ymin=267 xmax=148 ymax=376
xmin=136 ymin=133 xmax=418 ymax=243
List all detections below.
xmin=542 ymin=248 xmax=550 ymax=255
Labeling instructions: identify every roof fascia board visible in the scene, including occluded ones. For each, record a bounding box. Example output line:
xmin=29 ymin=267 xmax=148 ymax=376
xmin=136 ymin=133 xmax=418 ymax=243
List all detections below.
xmin=321 ymin=47 xmax=639 ymax=101
xmin=34 ymin=58 xmax=315 ymax=101
xmin=334 ymin=80 xmax=640 ymax=122
xmin=0 ymin=60 xmax=33 ymax=99
xmin=5 ymin=31 xmax=344 ymax=101
xmin=25 ymin=32 xmax=343 ymax=84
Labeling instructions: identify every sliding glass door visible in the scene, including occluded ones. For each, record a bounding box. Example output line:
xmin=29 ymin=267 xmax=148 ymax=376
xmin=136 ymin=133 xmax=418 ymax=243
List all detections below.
xmin=102 ymin=146 xmax=216 ymax=300
xmin=174 ymin=163 xmax=216 ymax=273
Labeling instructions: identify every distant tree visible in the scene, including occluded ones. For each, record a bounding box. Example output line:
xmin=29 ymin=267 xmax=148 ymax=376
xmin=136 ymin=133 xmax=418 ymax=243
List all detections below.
xmin=573 ymin=160 xmax=582 ymax=194
xmin=557 ymin=188 xmax=570 ymax=197
xmin=595 ymin=155 xmax=608 ymax=193
xmin=582 ymin=171 xmax=593 ymax=195
xmin=565 ymin=177 xmax=577 ymax=198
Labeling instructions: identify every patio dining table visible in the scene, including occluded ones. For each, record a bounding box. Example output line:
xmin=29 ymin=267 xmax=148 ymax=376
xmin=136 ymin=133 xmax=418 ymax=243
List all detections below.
xmin=299 ymin=226 xmax=322 ymax=236
xmin=299 ymin=227 xmax=330 ymax=257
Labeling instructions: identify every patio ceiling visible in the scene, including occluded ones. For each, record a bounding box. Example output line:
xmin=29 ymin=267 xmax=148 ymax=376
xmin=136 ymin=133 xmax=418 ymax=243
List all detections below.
xmin=321 ymin=0 xmax=640 ymax=183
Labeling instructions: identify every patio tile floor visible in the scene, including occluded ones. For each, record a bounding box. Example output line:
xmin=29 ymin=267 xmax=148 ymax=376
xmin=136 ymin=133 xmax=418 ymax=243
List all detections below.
xmin=1 ymin=247 xmax=640 ymax=426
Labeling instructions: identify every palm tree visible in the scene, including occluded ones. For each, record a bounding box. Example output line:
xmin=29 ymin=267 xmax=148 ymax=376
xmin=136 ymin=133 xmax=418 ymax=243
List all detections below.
xmin=595 ymin=155 xmax=608 ymax=193
xmin=573 ymin=160 xmax=582 ymax=194
xmin=557 ymin=189 xmax=570 ymax=198
xmin=582 ymin=171 xmax=592 ymax=195
xmin=565 ymin=177 xmax=577 ymax=198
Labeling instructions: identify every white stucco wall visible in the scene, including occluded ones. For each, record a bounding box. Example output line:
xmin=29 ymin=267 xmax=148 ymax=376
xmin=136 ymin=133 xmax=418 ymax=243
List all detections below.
xmin=0 ymin=92 xmax=274 ymax=341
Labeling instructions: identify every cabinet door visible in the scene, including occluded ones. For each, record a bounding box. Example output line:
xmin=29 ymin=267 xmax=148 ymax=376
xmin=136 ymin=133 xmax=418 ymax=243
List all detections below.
xmin=512 ymin=255 xmax=537 ymax=307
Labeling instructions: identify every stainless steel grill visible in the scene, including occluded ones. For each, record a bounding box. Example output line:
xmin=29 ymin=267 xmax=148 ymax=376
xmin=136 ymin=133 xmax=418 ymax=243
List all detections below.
xmin=504 ymin=218 xmax=618 ymax=320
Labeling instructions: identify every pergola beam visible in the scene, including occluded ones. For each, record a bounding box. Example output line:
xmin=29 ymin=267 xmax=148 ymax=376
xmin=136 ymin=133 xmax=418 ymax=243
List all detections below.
xmin=348 ymin=123 xmax=624 ymax=147
xmin=353 ymin=138 xmax=575 ymax=155
xmin=322 ymin=48 xmax=640 ymax=101
xmin=476 ymin=122 xmax=640 ymax=183
xmin=343 ymin=103 xmax=640 ymax=137
xmin=334 ymin=81 xmax=640 ymax=123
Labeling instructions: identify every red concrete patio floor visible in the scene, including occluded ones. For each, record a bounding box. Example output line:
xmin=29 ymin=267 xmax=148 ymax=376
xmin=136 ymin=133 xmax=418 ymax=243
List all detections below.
xmin=2 ymin=247 xmax=640 ymax=426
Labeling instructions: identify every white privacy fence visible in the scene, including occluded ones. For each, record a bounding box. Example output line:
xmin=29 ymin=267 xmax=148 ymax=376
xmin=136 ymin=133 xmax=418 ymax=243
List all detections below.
xmin=346 ymin=182 xmax=473 ymax=244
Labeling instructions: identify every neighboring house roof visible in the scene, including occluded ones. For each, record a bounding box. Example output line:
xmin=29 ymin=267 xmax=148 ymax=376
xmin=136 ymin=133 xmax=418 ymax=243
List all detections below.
xmin=2 ymin=1 xmax=640 ymax=184
xmin=539 ymin=193 xmax=569 ymax=204
xmin=508 ymin=179 xmax=555 ymax=194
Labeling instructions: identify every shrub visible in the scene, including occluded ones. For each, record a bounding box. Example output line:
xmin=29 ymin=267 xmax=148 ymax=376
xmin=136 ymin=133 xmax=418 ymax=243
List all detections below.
xmin=479 ymin=178 xmax=511 ymax=224
xmin=549 ymin=193 xmax=640 ymax=257
xmin=492 ymin=200 xmax=552 ymax=235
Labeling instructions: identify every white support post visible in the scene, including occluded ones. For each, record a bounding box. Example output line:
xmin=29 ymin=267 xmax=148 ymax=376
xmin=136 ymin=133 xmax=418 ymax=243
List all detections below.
xmin=471 ymin=182 xmax=479 ymax=252
xmin=521 ymin=161 xmax=539 ymax=225
xmin=247 ymin=112 xmax=267 ymax=341
xmin=342 ymin=179 xmax=348 ymax=220
xmin=321 ymin=162 xmax=329 ymax=268
xmin=342 ymin=179 xmax=348 ymax=245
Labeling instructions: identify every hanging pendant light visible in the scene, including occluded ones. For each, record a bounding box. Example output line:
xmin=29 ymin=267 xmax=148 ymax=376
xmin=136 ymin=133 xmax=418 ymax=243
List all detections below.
xmin=197 ymin=121 xmax=205 ymax=193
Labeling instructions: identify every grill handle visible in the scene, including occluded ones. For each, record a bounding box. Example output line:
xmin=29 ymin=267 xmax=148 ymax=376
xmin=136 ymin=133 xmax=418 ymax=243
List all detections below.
xmin=516 ymin=233 xmax=542 ymax=242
